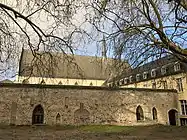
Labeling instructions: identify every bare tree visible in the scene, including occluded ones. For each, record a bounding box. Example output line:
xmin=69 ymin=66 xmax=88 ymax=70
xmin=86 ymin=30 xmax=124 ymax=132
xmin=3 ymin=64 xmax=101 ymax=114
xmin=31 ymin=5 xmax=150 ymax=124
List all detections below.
xmin=0 ymin=0 xmax=90 ymax=80
xmin=85 ymin=0 xmax=187 ymax=67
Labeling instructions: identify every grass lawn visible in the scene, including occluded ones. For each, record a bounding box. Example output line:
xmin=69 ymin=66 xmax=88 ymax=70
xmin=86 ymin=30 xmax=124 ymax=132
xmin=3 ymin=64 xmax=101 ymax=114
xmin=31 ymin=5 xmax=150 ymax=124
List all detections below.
xmin=0 ymin=124 xmax=187 ymax=139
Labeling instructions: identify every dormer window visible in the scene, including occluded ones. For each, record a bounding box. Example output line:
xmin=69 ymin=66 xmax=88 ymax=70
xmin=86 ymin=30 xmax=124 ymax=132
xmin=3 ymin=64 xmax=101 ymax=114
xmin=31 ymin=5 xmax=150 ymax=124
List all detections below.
xmin=119 ymin=79 xmax=124 ymax=85
xmin=161 ymin=66 xmax=167 ymax=75
xmin=136 ymin=74 xmax=140 ymax=81
xmin=143 ymin=72 xmax=148 ymax=79
xmin=129 ymin=76 xmax=133 ymax=83
xmin=124 ymin=78 xmax=128 ymax=84
xmin=174 ymin=62 xmax=181 ymax=72
xmin=151 ymin=69 xmax=156 ymax=77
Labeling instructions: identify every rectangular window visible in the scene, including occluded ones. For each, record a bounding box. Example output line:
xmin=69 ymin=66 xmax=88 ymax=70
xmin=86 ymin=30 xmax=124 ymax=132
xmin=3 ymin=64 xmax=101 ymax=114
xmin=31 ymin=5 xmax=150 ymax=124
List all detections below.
xmin=143 ymin=72 xmax=148 ymax=79
xmin=161 ymin=66 xmax=167 ymax=75
xmin=136 ymin=74 xmax=140 ymax=81
xmin=174 ymin=62 xmax=181 ymax=72
xmin=151 ymin=69 xmax=156 ymax=77
xmin=124 ymin=78 xmax=128 ymax=84
xmin=180 ymin=100 xmax=187 ymax=115
xmin=176 ymin=78 xmax=183 ymax=92
xmin=180 ymin=118 xmax=187 ymax=126
xmin=152 ymin=82 xmax=156 ymax=89
xmin=120 ymin=79 xmax=124 ymax=85
xmin=162 ymin=81 xmax=167 ymax=89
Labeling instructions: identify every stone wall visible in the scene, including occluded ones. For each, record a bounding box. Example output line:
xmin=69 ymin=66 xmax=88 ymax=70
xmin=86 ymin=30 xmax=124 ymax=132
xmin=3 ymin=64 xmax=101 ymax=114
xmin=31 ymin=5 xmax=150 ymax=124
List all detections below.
xmin=0 ymin=84 xmax=178 ymax=126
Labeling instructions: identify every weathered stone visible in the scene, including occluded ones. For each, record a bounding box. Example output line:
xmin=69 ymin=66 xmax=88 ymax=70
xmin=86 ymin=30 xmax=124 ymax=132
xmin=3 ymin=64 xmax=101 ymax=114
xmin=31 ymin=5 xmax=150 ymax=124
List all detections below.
xmin=0 ymin=84 xmax=178 ymax=125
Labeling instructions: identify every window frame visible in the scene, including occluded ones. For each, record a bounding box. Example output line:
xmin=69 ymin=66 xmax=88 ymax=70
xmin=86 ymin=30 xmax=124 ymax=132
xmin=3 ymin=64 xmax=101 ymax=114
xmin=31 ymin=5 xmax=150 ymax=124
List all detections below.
xmin=151 ymin=69 xmax=156 ymax=77
xmin=136 ymin=74 xmax=141 ymax=82
xmin=174 ymin=62 xmax=181 ymax=72
xmin=180 ymin=100 xmax=187 ymax=115
xmin=129 ymin=76 xmax=133 ymax=83
xmin=176 ymin=78 xmax=183 ymax=92
xmin=143 ymin=72 xmax=148 ymax=80
xmin=161 ymin=66 xmax=167 ymax=75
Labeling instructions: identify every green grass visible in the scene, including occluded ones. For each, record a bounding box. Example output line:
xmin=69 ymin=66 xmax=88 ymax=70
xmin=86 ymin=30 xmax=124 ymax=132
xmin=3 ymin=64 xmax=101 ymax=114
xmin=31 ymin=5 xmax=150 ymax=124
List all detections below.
xmin=78 ymin=125 xmax=136 ymax=133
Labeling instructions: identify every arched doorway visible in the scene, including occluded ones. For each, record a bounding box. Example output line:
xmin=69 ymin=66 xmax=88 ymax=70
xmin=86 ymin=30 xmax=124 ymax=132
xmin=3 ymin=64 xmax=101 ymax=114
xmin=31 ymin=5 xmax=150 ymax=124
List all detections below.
xmin=168 ymin=109 xmax=178 ymax=125
xmin=32 ymin=105 xmax=44 ymax=124
xmin=152 ymin=107 xmax=158 ymax=120
xmin=136 ymin=105 xmax=144 ymax=121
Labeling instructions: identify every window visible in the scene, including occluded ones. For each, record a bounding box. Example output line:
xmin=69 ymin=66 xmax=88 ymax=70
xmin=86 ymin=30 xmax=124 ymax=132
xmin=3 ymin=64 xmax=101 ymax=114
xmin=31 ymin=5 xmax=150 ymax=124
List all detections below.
xmin=176 ymin=78 xmax=183 ymax=92
xmin=40 ymin=79 xmax=46 ymax=84
xmin=136 ymin=74 xmax=140 ymax=82
xmin=89 ymin=82 xmax=93 ymax=86
xmin=174 ymin=62 xmax=181 ymax=72
xmin=161 ymin=66 xmax=167 ymax=75
xmin=32 ymin=105 xmax=44 ymax=124
xmin=129 ymin=76 xmax=133 ymax=83
xmin=143 ymin=72 xmax=148 ymax=79
xmin=124 ymin=78 xmax=128 ymax=84
xmin=75 ymin=81 xmax=78 ymax=85
xmin=152 ymin=107 xmax=158 ymax=120
xmin=136 ymin=105 xmax=144 ymax=121
xmin=180 ymin=100 xmax=187 ymax=115
xmin=162 ymin=81 xmax=167 ymax=89
xmin=152 ymin=81 xmax=156 ymax=89
xmin=58 ymin=81 xmax=62 ymax=85
xmin=108 ymin=83 xmax=112 ymax=87
xmin=119 ymin=79 xmax=124 ymax=85
xmin=151 ymin=69 xmax=156 ymax=77
xmin=180 ymin=118 xmax=187 ymax=126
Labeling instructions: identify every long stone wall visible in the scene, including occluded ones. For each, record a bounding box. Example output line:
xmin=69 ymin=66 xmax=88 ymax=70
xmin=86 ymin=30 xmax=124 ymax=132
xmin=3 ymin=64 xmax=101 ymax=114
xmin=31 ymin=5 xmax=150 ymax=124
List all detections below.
xmin=0 ymin=84 xmax=178 ymax=125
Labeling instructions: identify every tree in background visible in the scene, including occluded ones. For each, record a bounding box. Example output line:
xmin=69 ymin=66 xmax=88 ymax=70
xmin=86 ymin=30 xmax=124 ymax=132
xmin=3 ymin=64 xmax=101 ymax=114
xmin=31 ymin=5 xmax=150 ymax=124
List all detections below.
xmin=0 ymin=0 xmax=186 ymax=79
xmin=86 ymin=0 xmax=187 ymax=66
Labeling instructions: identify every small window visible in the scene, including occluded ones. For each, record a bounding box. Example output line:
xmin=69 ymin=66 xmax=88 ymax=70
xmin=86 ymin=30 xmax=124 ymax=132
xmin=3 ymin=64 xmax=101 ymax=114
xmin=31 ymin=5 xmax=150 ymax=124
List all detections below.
xmin=124 ymin=78 xmax=128 ymax=84
xmin=40 ymin=79 xmax=46 ymax=84
xmin=151 ymin=69 xmax=156 ymax=77
xmin=152 ymin=107 xmax=158 ymax=120
xmin=143 ymin=72 xmax=148 ymax=79
xmin=89 ymin=82 xmax=93 ymax=86
xmin=161 ymin=66 xmax=167 ymax=75
xmin=174 ymin=62 xmax=181 ymax=72
xmin=58 ymin=81 xmax=62 ymax=85
xmin=152 ymin=81 xmax=156 ymax=89
xmin=119 ymin=79 xmax=124 ymax=85
xmin=136 ymin=74 xmax=140 ymax=82
xmin=162 ymin=81 xmax=167 ymax=89
xmin=176 ymin=78 xmax=183 ymax=92
xmin=129 ymin=76 xmax=133 ymax=83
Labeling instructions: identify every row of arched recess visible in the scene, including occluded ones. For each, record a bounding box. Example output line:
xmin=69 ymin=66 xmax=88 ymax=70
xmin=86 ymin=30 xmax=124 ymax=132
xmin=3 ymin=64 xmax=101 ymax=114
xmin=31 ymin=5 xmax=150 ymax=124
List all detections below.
xmin=32 ymin=104 xmax=90 ymax=125
xmin=136 ymin=106 xmax=157 ymax=121
xmin=32 ymin=104 xmax=178 ymax=125
xmin=136 ymin=106 xmax=178 ymax=125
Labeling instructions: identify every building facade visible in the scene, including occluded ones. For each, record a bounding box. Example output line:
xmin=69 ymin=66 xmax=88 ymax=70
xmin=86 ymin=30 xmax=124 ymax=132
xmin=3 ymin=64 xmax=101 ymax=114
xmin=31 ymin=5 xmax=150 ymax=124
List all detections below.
xmin=16 ymin=49 xmax=129 ymax=86
xmin=108 ymin=55 xmax=187 ymax=125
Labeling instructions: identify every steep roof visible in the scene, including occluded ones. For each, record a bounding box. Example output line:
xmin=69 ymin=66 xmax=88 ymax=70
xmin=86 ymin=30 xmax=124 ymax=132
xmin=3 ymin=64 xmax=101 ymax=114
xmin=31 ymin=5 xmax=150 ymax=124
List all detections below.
xmin=18 ymin=49 xmax=130 ymax=80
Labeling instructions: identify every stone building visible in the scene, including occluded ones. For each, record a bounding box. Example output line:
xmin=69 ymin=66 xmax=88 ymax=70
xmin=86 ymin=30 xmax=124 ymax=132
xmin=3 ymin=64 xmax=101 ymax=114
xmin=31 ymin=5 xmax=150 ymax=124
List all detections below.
xmin=16 ymin=49 xmax=129 ymax=86
xmin=0 ymin=83 xmax=178 ymax=126
xmin=108 ymin=55 xmax=187 ymax=125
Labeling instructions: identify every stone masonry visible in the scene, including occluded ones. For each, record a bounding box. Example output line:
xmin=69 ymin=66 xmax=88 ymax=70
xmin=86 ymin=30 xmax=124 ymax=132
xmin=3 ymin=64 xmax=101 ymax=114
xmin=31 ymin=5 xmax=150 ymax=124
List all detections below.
xmin=0 ymin=83 xmax=178 ymax=126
